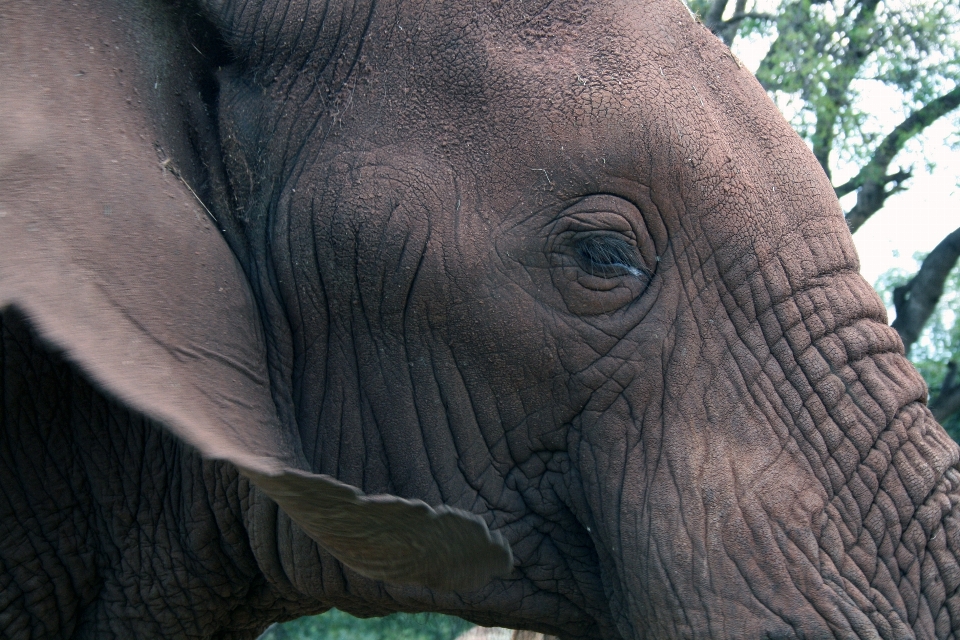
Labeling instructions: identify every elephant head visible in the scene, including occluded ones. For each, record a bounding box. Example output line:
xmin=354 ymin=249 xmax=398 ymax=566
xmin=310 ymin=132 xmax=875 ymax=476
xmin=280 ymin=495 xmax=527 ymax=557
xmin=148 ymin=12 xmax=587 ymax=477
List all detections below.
xmin=2 ymin=0 xmax=959 ymax=637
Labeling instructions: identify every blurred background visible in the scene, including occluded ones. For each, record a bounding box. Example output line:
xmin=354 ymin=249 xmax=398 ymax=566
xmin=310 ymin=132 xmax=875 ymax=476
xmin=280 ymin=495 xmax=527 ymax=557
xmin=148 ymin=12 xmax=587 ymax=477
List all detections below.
xmin=264 ymin=0 xmax=960 ymax=635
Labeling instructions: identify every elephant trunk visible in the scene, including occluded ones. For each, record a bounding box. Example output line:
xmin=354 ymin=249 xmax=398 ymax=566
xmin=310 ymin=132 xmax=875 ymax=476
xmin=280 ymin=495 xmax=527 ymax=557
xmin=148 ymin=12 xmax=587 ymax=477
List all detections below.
xmin=575 ymin=258 xmax=960 ymax=638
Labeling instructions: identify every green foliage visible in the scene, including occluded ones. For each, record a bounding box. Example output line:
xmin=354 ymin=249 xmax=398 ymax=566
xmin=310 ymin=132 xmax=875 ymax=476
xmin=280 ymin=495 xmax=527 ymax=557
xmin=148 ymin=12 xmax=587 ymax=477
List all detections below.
xmin=754 ymin=0 xmax=959 ymax=167
xmin=689 ymin=0 xmax=960 ymax=179
xmin=258 ymin=609 xmax=474 ymax=640
xmin=875 ymin=256 xmax=960 ymax=438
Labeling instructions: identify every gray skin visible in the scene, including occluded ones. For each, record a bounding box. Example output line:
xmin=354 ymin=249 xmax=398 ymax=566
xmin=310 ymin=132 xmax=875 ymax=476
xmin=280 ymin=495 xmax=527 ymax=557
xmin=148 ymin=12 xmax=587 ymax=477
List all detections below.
xmin=2 ymin=0 xmax=960 ymax=638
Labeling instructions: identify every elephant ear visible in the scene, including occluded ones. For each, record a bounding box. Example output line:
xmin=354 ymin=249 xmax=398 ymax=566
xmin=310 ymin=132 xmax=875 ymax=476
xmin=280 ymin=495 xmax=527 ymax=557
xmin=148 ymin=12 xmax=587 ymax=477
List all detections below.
xmin=0 ymin=32 xmax=511 ymax=591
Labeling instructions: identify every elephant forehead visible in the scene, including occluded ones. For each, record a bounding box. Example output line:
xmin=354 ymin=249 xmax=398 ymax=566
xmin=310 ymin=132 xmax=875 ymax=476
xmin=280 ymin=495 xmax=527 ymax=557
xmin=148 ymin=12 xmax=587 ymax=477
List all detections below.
xmin=263 ymin=0 xmax=853 ymax=284
xmin=474 ymin=3 xmax=854 ymax=282
xmin=389 ymin=1 xmax=806 ymax=186
xmin=403 ymin=0 xmax=695 ymax=128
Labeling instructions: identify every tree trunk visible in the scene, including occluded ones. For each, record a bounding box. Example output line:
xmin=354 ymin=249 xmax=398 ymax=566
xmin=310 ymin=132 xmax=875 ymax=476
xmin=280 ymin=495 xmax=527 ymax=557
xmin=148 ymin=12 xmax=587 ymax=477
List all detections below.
xmin=891 ymin=226 xmax=960 ymax=355
xmin=930 ymin=362 xmax=960 ymax=423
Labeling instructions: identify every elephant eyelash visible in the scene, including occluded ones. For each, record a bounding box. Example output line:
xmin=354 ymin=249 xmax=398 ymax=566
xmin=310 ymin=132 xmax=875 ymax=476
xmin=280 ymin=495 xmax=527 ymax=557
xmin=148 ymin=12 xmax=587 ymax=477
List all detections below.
xmin=574 ymin=235 xmax=648 ymax=278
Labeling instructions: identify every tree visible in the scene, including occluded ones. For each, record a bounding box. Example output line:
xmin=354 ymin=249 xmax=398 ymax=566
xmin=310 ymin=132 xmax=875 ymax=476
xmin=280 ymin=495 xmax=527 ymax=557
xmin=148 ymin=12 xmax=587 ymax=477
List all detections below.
xmin=876 ymin=251 xmax=960 ymax=438
xmin=690 ymin=0 xmax=960 ymax=425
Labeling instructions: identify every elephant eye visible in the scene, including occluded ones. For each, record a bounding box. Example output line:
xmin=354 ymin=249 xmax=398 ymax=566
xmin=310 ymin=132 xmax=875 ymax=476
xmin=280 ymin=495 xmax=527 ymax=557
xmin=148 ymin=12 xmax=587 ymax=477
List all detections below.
xmin=574 ymin=235 xmax=649 ymax=278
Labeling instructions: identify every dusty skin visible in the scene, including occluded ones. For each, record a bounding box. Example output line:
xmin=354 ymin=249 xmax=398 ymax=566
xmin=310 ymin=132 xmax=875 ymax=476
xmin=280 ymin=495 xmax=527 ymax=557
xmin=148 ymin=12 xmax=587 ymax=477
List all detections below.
xmin=2 ymin=0 xmax=960 ymax=638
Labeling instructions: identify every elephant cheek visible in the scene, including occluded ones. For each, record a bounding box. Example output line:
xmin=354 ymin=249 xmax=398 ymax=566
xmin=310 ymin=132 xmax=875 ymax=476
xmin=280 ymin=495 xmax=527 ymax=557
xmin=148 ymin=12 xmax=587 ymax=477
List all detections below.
xmin=576 ymin=385 xmax=870 ymax=638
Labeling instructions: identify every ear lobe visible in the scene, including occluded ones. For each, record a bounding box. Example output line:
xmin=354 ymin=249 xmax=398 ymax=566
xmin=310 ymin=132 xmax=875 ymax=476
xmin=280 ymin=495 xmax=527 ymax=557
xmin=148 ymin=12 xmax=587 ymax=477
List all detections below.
xmin=0 ymin=197 xmax=512 ymax=590
xmin=1 ymin=38 xmax=511 ymax=590
xmin=243 ymin=468 xmax=514 ymax=590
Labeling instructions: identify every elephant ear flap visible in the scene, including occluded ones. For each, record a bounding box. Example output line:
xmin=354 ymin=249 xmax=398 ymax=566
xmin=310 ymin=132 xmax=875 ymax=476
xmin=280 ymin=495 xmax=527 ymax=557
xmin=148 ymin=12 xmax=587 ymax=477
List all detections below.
xmin=244 ymin=469 xmax=513 ymax=590
xmin=0 ymin=190 xmax=512 ymax=593
xmin=0 ymin=89 xmax=510 ymax=593
xmin=0 ymin=135 xmax=291 ymax=475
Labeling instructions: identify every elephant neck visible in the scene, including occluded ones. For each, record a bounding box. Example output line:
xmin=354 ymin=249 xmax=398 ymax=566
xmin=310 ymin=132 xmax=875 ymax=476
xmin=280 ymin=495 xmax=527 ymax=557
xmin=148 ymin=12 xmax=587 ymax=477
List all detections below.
xmin=0 ymin=309 xmax=299 ymax=636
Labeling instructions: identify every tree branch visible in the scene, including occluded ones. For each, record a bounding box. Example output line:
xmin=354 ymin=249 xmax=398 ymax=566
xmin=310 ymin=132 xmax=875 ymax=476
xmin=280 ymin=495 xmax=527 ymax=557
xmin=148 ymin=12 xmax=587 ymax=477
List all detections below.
xmin=842 ymin=85 xmax=960 ymax=233
xmin=931 ymin=362 xmax=960 ymax=424
xmin=891 ymin=226 xmax=960 ymax=355
xmin=810 ymin=0 xmax=882 ymax=178
xmin=835 ymin=168 xmax=911 ymax=198
xmin=703 ymin=0 xmax=731 ymax=34
xmin=723 ymin=11 xmax=777 ymax=24
xmin=841 ymin=169 xmax=912 ymax=233
xmin=701 ymin=0 xmax=776 ymax=46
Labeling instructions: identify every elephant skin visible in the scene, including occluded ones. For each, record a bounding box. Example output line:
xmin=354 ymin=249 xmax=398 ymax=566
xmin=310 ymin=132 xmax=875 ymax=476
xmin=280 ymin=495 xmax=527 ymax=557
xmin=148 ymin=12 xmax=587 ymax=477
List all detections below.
xmin=2 ymin=0 xmax=960 ymax=638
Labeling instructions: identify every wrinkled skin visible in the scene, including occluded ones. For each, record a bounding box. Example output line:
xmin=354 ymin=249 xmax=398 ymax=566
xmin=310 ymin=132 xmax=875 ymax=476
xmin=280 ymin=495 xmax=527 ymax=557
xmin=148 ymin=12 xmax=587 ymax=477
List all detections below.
xmin=3 ymin=0 xmax=960 ymax=638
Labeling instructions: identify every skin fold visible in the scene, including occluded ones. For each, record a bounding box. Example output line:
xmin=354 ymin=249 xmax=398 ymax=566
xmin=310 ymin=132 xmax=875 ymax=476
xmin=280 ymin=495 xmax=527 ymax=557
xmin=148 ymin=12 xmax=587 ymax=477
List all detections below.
xmin=2 ymin=0 xmax=960 ymax=638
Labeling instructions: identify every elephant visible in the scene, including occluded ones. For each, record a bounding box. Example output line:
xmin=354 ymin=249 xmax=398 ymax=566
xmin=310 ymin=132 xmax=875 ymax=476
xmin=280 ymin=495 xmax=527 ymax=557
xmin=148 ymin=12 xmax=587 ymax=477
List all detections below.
xmin=3 ymin=0 xmax=960 ymax=637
